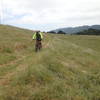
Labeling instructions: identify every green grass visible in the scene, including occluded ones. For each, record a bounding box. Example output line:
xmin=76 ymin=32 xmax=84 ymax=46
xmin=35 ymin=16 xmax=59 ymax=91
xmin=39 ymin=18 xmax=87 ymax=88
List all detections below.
xmin=0 ymin=25 xmax=100 ymax=100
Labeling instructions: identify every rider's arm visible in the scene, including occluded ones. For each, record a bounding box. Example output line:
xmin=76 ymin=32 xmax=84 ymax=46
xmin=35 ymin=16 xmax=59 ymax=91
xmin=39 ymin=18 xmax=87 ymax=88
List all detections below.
xmin=40 ymin=32 xmax=43 ymax=39
xmin=32 ymin=32 xmax=36 ymax=40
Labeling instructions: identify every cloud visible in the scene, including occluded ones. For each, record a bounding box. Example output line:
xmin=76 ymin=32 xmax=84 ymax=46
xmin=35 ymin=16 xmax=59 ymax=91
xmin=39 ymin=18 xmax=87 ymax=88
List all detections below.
xmin=1 ymin=0 xmax=100 ymax=31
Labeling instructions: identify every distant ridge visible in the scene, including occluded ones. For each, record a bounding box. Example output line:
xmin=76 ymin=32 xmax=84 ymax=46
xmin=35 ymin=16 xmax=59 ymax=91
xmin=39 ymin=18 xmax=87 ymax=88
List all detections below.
xmin=49 ymin=25 xmax=100 ymax=34
xmin=75 ymin=28 xmax=100 ymax=35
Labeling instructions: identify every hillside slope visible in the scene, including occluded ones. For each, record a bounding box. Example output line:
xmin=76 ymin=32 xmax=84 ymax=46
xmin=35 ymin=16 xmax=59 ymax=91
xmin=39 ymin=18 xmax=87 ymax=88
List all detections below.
xmin=75 ymin=28 xmax=100 ymax=35
xmin=51 ymin=25 xmax=100 ymax=34
xmin=0 ymin=25 xmax=100 ymax=100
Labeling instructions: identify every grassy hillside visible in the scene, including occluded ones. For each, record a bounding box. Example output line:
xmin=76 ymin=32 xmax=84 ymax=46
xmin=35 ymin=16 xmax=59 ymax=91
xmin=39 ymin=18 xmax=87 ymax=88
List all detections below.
xmin=0 ymin=25 xmax=100 ymax=100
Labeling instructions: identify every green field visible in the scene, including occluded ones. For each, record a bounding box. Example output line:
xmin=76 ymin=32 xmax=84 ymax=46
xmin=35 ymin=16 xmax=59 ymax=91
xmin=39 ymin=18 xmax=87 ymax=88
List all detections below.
xmin=0 ymin=25 xmax=100 ymax=100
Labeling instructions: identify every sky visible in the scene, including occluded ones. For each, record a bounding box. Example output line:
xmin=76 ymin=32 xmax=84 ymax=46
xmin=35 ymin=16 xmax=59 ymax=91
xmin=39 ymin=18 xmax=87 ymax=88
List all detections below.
xmin=0 ymin=0 xmax=100 ymax=31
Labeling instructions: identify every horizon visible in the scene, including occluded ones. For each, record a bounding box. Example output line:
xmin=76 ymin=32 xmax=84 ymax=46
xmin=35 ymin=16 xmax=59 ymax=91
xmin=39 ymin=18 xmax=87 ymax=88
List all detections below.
xmin=0 ymin=0 xmax=100 ymax=31
xmin=0 ymin=24 xmax=100 ymax=32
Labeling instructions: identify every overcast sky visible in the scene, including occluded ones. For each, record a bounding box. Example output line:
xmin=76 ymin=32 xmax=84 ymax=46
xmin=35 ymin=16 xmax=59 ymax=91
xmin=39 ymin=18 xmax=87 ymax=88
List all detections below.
xmin=0 ymin=0 xmax=100 ymax=31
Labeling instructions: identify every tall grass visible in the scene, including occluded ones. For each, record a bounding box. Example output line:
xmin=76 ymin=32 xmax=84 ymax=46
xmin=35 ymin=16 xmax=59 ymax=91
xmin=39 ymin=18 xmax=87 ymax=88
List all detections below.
xmin=0 ymin=25 xmax=100 ymax=100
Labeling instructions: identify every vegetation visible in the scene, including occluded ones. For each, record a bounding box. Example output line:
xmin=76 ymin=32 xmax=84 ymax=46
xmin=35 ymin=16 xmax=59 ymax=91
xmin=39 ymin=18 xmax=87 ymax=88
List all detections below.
xmin=47 ymin=31 xmax=56 ymax=34
xmin=75 ymin=28 xmax=100 ymax=35
xmin=57 ymin=30 xmax=66 ymax=34
xmin=0 ymin=25 xmax=100 ymax=100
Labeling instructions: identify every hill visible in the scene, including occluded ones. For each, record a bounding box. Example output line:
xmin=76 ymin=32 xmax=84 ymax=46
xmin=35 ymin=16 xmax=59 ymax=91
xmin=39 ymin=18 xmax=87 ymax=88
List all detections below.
xmin=75 ymin=28 xmax=100 ymax=35
xmin=50 ymin=25 xmax=100 ymax=34
xmin=0 ymin=25 xmax=100 ymax=100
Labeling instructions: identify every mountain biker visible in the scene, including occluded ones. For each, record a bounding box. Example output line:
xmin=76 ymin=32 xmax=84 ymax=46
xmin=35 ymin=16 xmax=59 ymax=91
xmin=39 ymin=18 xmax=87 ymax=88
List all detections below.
xmin=32 ymin=31 xmax=43 ymax=52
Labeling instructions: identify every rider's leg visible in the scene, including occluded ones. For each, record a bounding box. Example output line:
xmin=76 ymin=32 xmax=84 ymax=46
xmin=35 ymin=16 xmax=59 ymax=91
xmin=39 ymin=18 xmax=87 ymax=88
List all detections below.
xmin=35 ymin=40 xmax=38 ymax=52
xmin=39 ymin=41 xmax=42 ymax=50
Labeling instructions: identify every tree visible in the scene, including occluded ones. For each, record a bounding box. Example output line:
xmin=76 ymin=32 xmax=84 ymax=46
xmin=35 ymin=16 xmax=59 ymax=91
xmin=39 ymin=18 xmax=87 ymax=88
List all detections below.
xmin=57 ymin=30 xmax=66 ymax=34
xmin=47 ymin=31 xmax=56 ymax=34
